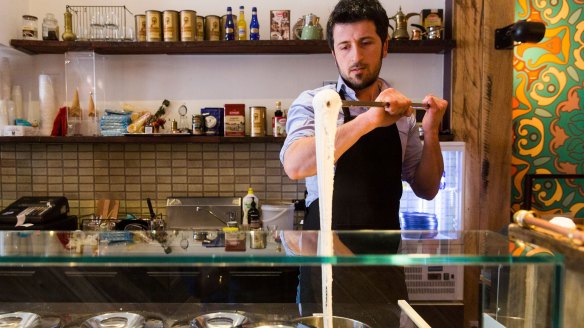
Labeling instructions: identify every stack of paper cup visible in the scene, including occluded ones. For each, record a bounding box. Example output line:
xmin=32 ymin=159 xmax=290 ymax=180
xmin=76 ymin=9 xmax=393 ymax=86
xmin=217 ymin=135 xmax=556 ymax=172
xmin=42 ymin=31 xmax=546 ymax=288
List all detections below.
xmin=0 ymin=57 xmax=11 ymax=100
xmin=0 ymin=100 xmax=8 ymax=135
xmin=39 ymin=74 xmax=57 ymax=136
xmin=11 ymin=85 xmax=24 ymax=120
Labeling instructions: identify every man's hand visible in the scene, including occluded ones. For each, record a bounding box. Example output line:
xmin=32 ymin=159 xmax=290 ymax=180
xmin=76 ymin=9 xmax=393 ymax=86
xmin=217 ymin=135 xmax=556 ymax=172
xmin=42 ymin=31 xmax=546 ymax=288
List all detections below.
xmin=361 ymin=88 xmax=414 ymax=131
xmin=421 ymin=94 xmax=448 ymax=135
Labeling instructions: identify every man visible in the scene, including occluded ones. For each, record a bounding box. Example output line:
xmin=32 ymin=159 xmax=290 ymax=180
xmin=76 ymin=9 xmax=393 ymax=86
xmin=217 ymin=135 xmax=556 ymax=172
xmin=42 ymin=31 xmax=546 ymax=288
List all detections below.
xmin=281 ymin=0 xmax=447 ymax=230
xmin=279 ymin=0 xmax=447 ymax=325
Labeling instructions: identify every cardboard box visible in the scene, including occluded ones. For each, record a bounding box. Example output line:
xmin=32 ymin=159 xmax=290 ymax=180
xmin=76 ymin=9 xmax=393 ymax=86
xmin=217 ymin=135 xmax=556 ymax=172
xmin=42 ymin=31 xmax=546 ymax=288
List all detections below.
xmin=2 ymin=125 xmax=38 ymax=136
xmin=201 ymin=107 xmax=224 ymax=136
xmin=270 ymin=10 xmax=290 ymax=40
xmin=224 ymin=104 xmax=245 ymax=137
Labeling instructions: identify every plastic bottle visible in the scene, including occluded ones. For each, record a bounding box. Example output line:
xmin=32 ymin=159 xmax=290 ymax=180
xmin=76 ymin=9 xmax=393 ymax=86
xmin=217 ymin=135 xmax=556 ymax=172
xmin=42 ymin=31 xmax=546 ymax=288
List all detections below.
xmin=249 ymin=7 xmax=260 ymax=40
xmin=237 ymin=6 xmax=247 ymax=40
xmin=224 ymin=7 xmax=235 ymax=40
xmin=242 ymin=187 xmax=258 ymax=227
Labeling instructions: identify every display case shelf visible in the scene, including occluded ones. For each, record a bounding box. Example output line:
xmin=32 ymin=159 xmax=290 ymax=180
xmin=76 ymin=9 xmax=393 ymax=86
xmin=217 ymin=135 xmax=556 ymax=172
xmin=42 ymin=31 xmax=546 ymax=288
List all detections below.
xmin=10 ymin=39 xmax=456 ymax=55
xmin=0 ymin=230 xmax=561 ymax=266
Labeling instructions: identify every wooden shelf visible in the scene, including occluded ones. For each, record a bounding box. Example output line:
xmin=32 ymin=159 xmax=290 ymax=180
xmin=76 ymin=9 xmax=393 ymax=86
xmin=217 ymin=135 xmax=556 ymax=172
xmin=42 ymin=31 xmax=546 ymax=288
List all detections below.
xmin=10 ymin=39 xmax=455 ymax=55
xmin=0 ymin=135 xmax=286 ymax=144
xmin=0 ymin=134 xmax=454 ymax=144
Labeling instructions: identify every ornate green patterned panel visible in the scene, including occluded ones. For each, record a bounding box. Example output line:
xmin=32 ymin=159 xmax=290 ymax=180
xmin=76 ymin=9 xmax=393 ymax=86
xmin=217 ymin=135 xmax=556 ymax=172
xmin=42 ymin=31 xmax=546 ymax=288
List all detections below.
xmin=512 ymin=0 xmax=584 ymax=217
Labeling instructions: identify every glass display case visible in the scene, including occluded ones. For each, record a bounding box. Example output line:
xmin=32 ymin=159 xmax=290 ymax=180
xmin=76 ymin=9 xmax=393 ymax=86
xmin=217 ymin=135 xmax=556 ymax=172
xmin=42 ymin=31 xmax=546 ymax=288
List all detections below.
xmin=0 ymin=230 xmax=563 ymax=328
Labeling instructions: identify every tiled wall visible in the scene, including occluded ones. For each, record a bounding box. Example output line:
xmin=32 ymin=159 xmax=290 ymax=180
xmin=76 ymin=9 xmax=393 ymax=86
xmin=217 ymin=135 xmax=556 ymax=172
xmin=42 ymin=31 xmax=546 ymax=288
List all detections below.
xmin=0 ymin=142 xmax=305 ymax=218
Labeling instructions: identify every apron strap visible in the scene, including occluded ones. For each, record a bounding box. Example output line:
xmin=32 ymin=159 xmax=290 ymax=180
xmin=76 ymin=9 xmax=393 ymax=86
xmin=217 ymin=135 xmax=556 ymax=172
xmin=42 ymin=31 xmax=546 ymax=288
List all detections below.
xmin=338 ymin=89 xmax=353 ymax=123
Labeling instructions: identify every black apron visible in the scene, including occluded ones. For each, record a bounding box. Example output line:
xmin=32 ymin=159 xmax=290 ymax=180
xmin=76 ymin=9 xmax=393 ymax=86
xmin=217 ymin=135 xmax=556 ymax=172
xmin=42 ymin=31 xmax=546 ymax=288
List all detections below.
xmin=304 ymin=92 xmax=403 ymax=230
xmin=298 ymin=96 xmax=409 ymax=327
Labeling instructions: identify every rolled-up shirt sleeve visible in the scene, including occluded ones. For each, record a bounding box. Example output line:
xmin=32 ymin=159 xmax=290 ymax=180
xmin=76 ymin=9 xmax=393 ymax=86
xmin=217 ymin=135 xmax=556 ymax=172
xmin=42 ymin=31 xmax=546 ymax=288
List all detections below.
xmin=280 ymin=87 xmax=332 ymax=164
xmin=399 ymin=115 xmax=423 ymax=184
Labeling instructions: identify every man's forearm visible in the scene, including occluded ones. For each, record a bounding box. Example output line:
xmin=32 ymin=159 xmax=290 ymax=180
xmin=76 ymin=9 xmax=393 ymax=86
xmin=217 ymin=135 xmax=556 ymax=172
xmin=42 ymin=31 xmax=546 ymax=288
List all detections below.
xmin=283 ymin=114 xmax=373 ymax=180
xmin=411 ymin=132 xmax=444 ymax=199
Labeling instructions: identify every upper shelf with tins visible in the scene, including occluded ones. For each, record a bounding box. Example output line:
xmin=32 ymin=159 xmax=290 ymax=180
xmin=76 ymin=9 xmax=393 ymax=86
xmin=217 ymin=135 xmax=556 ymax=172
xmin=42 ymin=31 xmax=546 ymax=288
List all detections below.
xmin=10 ymin=39 xmax=456 ymax=55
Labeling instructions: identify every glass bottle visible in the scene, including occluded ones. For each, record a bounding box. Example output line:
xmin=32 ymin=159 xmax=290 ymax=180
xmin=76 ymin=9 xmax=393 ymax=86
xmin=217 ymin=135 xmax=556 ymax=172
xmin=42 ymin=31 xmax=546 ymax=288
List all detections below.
xmin=237 ymin=6 xmax=247 ymax=40
xmin=224 ymin=7 xmax=235 ymax=40
xmin=273 ymin=101 xmax=287 ymax=137
xmin=248 ymin=197 xmax=261 ymax=230
xmin=42 ymin=13 xmax=59 ymax=40
xmin=249 ymin=7 xmax=260 ymax=40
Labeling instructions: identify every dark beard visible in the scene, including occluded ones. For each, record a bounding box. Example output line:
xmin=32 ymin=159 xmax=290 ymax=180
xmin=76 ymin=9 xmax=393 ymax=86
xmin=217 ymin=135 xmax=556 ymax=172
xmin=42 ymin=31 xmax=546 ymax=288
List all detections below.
xmin=340 ymin=72 xmax=378 ymax=91
xmin=336 ymin=51 xmax=383 ymax=92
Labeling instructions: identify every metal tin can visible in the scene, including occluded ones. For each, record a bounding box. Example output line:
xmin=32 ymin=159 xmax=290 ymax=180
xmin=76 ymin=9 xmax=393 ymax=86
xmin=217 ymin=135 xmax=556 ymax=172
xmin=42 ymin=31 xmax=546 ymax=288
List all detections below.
xmin=220 ymin=14 xmax=237 ymax=40
xmin=196 ymin=16 xmax=204 ymax=41
xmin=204 ymin=15 xmax=220 ymax=41
xmin=135 ymin=14 xmax=146 ymax=41
xmin=180 ymin=10 xmax=196 ymax=41
xmin=163 ymin=10 xmax=179 ymax=41
xmin=192 ymin=115 xmax=204 ymax=135
xmin=145 ymin=10 xmax=162 ymax=42
xmin=250 ymin=106 xmax=266 ymax=137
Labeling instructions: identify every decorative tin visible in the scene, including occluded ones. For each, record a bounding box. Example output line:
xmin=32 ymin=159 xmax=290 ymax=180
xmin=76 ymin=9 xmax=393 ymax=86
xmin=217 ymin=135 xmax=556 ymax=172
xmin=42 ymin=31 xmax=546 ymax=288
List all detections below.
xmin=180 ymin=10 xmax=196 ymax=41
xmin=196 ymin=15 xmax=204 ymax=40
xmin=135 ymin=14 xmax=146 ymax=41
xmin=192 ymin=115 xmax=204 ymax=135
xmin=163 ymin=10 xmax=179 ymax=41
xmin=145 ymin=10 xmax=161 ymax=41
xmin=250 ymin=106 xmax=266 ymax=137
xmin=204 ymin=15 xmax=220 ymax=41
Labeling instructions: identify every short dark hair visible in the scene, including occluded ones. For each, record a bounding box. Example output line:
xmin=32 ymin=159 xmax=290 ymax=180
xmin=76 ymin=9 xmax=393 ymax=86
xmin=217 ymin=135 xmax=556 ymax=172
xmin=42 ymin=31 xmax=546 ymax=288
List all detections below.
xmin=326 ymin=0 xmax=389 ymax=51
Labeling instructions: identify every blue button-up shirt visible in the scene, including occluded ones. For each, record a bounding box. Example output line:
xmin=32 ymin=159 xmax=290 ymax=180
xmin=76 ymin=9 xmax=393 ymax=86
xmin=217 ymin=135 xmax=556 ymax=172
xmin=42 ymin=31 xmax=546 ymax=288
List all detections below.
xmin=280 ymin=76 xmax=423 ymax=207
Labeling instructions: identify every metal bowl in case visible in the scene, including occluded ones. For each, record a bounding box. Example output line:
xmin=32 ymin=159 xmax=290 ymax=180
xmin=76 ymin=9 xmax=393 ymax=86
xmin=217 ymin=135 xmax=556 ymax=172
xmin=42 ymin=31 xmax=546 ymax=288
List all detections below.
xmin=192 ymin=311 xmax=249 ymax=328
xmin=291 ymin=316 xmax=371 ymax=328
xmin=0 ymin=312 xmax=41 ymax=328
xmin=242 ymin=323 xmax=296 ymax=328
xmin=82 ymin=312 xmax=145 ymax=328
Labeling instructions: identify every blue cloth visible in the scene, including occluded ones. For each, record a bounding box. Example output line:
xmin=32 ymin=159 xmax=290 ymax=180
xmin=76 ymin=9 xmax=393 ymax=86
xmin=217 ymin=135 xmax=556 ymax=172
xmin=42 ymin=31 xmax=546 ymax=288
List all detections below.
xmin=279 ymin=76 xmax=423 ymax=207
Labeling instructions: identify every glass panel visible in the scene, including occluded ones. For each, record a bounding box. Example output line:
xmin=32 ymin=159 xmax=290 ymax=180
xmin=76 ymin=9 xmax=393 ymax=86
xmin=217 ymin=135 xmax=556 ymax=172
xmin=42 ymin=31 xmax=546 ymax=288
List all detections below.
xmin=0 ymin=230 xmax=561 ymax=267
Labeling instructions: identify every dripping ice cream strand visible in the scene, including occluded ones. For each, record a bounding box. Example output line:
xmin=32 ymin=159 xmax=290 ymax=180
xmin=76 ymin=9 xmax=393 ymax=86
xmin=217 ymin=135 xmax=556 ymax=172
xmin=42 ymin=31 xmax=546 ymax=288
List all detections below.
xmin=313 ymin=89 xmax=341 ymax=328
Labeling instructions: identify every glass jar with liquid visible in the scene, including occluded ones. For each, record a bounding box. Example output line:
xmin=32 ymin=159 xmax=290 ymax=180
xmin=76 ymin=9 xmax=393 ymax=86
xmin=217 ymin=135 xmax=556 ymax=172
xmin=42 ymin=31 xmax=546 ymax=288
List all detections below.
xmin=42 ymin=13 xmax=59 ymax=40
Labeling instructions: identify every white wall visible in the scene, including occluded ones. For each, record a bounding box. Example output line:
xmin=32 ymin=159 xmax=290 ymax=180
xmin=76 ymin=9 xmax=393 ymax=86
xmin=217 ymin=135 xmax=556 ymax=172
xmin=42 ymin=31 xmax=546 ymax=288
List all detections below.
xmin=1 ymin=0 xmax=445 ymax=133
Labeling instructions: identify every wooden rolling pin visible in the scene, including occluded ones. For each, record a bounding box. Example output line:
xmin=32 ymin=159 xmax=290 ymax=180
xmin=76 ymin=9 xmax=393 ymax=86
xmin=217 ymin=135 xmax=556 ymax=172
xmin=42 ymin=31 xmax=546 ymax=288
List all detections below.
xmin=513 ymin=210 xmax=583 ymax=245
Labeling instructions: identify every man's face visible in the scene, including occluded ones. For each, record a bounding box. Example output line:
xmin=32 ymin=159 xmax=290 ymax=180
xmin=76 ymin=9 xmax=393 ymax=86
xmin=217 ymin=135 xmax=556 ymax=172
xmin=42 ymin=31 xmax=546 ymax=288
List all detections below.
xmin=331 ymin=20 xmax=387 ymax=91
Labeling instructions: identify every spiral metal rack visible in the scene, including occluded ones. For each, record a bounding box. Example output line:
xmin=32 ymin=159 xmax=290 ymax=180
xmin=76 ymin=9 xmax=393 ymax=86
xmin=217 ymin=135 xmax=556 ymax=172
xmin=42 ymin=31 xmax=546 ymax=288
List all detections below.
xmin=66 ymin=5 xmax=133 ymax=41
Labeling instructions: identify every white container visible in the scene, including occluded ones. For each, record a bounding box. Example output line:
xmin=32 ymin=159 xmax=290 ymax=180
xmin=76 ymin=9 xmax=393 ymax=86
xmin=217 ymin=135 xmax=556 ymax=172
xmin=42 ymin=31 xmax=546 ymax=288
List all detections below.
xmin=261 ymin=203 xmax=295 ymax=231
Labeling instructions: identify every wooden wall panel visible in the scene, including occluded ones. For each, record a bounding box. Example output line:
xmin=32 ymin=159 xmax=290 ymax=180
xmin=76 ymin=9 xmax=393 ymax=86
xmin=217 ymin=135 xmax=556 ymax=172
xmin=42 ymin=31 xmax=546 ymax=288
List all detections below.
xmin=451 ymin=0 xmax=514 ymax=232
xmin=451 ymin=0 xmax=514 ymax=326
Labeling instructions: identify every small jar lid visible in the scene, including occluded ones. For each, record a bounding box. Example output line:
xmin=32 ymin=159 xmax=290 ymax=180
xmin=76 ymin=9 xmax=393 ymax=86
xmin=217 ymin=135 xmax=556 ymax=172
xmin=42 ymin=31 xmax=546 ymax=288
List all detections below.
xmin=22 ymin=15 xmax=38 ymax=20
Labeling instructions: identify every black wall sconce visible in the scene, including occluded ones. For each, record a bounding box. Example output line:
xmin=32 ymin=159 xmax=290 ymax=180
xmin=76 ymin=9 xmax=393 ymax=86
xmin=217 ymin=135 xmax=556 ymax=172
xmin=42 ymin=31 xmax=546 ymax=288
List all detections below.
xmin=495 ymin=20 xmax=546 ymax=49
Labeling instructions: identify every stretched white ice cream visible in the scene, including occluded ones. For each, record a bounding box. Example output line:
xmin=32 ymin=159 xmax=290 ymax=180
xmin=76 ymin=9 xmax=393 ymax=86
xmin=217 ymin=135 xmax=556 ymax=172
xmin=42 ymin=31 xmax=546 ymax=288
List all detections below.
xmin=312 ymin=88 xmax=342 ymax=328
